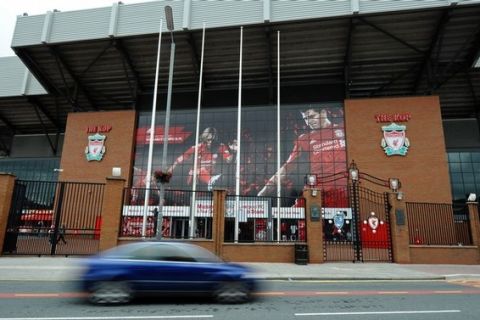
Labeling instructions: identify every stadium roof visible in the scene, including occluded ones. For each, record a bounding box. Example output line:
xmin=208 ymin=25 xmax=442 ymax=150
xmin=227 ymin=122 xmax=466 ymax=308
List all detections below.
xmin=1 ymin=0 xmax=479 ymax=155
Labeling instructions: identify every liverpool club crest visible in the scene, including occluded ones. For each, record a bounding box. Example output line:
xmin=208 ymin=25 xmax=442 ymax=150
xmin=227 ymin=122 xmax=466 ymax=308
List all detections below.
xmin=381 ymin=122 xmax=410 ymax=156
xmin=85 ymin=133 xmax=106 ymax=161
xmin=333 ymin=211 xmax=346 ymax=231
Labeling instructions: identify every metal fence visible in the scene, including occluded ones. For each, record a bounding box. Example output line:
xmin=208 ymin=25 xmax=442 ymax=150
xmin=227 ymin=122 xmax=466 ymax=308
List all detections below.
xmin=3 ymin=180 xmax=104 ymax=256
xmin=224 ymin=195 xmax=306 ymax=243
xmin=322 ymin=185 xmax=392 ymax=262
xmin=120 ymin=187 xmax=213 ymax=239
xmin=406 ymin=202 xmax=472 ymax=246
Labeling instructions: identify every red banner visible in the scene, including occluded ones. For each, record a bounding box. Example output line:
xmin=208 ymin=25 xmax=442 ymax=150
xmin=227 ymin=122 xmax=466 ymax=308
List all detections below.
xmin=136 ymin=126 xmax=192 ymax=144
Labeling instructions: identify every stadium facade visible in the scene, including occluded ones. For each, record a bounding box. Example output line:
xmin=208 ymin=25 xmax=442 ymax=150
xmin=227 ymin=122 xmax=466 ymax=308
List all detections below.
xmin=0 ymin=0 xmax=479 ymax=263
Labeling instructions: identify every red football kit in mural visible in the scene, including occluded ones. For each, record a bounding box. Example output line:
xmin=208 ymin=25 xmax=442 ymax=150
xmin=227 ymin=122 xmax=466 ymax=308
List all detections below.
xmin=286 ymin=125 xmax=347 ymax=207
xmin=285 ymin=125 xmax=346 ymax=177
xmin=176 ymin=143 xmax=231 ymax=185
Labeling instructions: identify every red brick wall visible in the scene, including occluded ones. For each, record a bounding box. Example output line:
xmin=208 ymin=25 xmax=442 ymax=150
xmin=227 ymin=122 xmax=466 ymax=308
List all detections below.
xmin=59 ymin=110 xmax=137 ymax=185
xmin=345 ymin=96 xmax=451 ymax=203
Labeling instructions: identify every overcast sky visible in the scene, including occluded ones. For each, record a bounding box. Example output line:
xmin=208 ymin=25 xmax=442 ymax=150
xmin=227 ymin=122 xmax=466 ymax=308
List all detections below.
xmin=0 ymin=0 xmax=151 ymax=57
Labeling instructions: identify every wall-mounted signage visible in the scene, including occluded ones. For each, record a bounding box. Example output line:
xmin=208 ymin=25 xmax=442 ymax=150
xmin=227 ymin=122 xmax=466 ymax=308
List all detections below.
xmin=381 ymin=122 xmax=410 ymax=156
xmin=375 ymin=113 xmax=411 ymax=123
xmin=85 ymin=133 xmax=106 ymax=161
xmin=86 ymin=125 xmax=112 ymax=133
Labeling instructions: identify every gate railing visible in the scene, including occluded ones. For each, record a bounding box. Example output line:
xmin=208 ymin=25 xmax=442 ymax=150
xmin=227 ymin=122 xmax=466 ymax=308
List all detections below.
xmin=322 ymin=184 xmax=393 ymax=262
xmin=406 ymin=202 xmax=472 ymax=245
xmin=3 ymin=180 xmax=104 ymax=256
xmin=224 ymin=195 xmax=306 ymax=243
xmin=120 ymin=187 xmax=213 ymax=239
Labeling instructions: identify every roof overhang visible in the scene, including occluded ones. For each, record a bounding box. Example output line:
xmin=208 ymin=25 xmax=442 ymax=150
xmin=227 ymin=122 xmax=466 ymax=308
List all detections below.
xmin=1 ymin=0 xmax=479 ymax=146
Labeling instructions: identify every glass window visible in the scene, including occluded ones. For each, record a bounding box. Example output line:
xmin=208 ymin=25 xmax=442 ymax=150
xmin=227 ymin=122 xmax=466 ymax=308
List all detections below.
xmin=461 ymin=162 xmax=473 ymax=173
xmin=448 ymin=151 xmax=480 ymax=202
xmin=132 ymin=103 xmax=347 ymax=205
xmin=462 ymin=173 xmax=475 ymax=184
xmin=450 ymin=173 xmax=463 ymax=183
xmin=448 ymin=153 xmax=460 ymax=162
xmin=464 ymin=184 xmax=476 ymax=193
xmin=0 ymin=158 xmax=59 ymax=181
xmin=449 ymin=162 xmax=461 ymax=173
xmin=473 ymin=162 xmax=480 ymax=172
xmin=471 ymin=152 xmax=480 ymax=162
xmin=452 ymin=184 xmax=465 ymax=200
xmin=460 ymin=153 xmax=472 ymax=163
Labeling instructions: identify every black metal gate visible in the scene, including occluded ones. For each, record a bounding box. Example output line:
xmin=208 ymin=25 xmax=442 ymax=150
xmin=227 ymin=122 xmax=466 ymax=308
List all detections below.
xmin=2 ymin=180 xmax=105 ymax=256
xmin=322 ymin=183 xmax=392 ymax=262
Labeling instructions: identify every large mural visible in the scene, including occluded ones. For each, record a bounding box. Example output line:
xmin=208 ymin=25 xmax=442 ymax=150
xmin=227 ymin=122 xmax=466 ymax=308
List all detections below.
xmin=132 ymin=103 xmax=347 ymax=206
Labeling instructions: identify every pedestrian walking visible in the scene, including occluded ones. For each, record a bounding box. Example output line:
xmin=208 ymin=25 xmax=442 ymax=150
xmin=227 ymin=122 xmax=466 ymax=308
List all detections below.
xmin=48 ymin=224 xmax=55 ymax=245
xmin=57 ymin=225 xmax=67 ymax=244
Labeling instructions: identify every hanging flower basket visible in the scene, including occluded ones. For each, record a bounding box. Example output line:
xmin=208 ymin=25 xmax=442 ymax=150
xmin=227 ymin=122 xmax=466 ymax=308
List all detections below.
xmin=154 ymin=170 xmax=172 ymax=184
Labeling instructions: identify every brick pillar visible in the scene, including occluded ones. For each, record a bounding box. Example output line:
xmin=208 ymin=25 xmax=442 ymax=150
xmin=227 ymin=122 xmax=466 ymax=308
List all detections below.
xmin=467 ymin=202 xmax=480 ymax=246
xmin=0 ymin=174 xmax=16 ymax=254
xmin=388 ymin=192 xmax=411 ymax=263
xmin=212 ymin=189 xmax=227 ymax=257
xmin=304 ymin=187 xmax=324 ymax=263
xmin=99 ymin=177 xmax=125 ymax=252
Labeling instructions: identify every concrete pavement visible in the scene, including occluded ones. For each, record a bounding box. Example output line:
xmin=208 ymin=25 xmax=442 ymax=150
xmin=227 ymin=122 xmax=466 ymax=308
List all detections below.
xmin=0 ymin=257 xmax=480 ymax=281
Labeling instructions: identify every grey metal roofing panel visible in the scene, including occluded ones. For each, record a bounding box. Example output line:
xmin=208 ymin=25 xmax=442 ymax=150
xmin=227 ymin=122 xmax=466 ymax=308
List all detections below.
xmin=0 ymin=57 xmax=46 ymax=97
xmin=116 ymin=1 xmax=184 ymax=37
xmin=270 ymin=0 xmax=351 ymax=22
xmin=24 ymin=72 xmax=47 ymax=96
xmin=49 ymin=8 xmax=111 ymax=44
xmin=359 ymin=0 xmax=450 ymax=14
xmin=190 ymin=0 xmax=263 ymax=29
xmin=12 ymin=0 xmax=479 ymax=48
xmin=11 ymin=14 xmax=45 ymax=48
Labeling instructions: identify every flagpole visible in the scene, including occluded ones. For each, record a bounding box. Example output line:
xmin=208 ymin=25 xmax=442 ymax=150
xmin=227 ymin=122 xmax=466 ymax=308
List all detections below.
xmin=190 ymin=23 xmax=206 ymax=239
xmin=142 ymin=18 xmax=163 ymax=238
xmin=276 ymin=30 xmax=281 ymax=243
xmin=234 ymin=26 xmax=243 ymax=243
xmin=156 ymin=6 xmax=175 ymax=241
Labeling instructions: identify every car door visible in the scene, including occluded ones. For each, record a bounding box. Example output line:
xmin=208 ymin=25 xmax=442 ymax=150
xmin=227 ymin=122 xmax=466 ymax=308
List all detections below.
xmin=127 ymin=243 xmax=214 ymax=294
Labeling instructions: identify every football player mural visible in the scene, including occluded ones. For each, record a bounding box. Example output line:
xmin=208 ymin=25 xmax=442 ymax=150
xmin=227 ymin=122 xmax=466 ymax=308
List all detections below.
xmin=258 ymin=106 xmax=347 ymax=207
xmin=167 ymin=127 xmax=237 ymax=191
xmin=132 ymin=103 xmax=347 ymax=206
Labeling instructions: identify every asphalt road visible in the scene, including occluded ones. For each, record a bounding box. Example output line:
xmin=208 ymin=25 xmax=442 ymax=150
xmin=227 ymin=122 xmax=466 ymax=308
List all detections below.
xmin=0 ymin=280 xmax=479 ymax=320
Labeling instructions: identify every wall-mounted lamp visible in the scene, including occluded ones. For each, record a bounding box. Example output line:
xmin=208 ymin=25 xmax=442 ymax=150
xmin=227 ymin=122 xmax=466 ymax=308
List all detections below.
xmin=305 ymin=174 xmax=317 ymax=187
xmin=389 ymin=178 xmax=399 ymax=192
xmin=396 ymin=191 xmax=404 ymax=201
xmin=53 ymin=168 xmax=63 ymax=172
xmin=349 ymin=167 xmax=358 ymax=181
xmin=112 ymin=167 xmax=122 ymax=177
xmin=467 ymin=193 xmax=477 ymax=202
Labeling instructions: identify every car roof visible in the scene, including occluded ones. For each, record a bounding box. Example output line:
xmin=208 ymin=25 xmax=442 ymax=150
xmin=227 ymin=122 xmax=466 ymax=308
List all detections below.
xmin=104 ymin=241 xmax=205 ymax=254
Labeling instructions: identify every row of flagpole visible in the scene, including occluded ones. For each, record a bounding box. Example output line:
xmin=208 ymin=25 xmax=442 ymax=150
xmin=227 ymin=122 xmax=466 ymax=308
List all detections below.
xmin=142 ymin=19 xmax=283 ymax=241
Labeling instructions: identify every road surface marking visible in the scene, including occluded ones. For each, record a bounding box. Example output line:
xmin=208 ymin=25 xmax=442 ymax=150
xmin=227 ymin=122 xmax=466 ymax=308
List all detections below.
xmin=434 ymin=290 xmax=463 ymax=294
xmin=315 ymin=292 xmax=349 ymax=295
xmin=14 ymin=293 xmax=60 ymax=297
xmin=256 ymin=292 xmax=285 ymax=296
xmin=0 ymin=316 xmax=213 ymax=320
xmin=378 ymin=291 xmax=409 ymax=294
xmin=295 ymin=310 xmax=461 ymax=316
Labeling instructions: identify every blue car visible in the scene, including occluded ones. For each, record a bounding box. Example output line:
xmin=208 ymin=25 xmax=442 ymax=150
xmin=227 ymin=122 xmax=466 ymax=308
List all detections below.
xmin=79 ymin=241 xmax=258 ymax=304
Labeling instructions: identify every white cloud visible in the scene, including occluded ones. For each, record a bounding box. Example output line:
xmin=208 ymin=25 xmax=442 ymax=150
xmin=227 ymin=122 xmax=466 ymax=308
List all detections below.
xmin=0 ymin=0 xmax=150 ymax=57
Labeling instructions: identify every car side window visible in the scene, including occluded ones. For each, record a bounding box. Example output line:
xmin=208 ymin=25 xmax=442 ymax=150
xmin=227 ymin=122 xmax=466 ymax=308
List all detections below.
xmin=130 ymin=246 xmax=162 ymax=260
xmin=130 ymin=244 xmax=196 ymax=262
xmin=158 ymin=246 xmax=196 ymax=262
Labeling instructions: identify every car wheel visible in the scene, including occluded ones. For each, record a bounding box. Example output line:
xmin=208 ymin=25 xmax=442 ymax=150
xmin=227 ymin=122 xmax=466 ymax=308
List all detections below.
xmin=214 ymin=281 xmax=250 ymax=304
xmin=88 ymin=281 xmax=132 ymax=305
